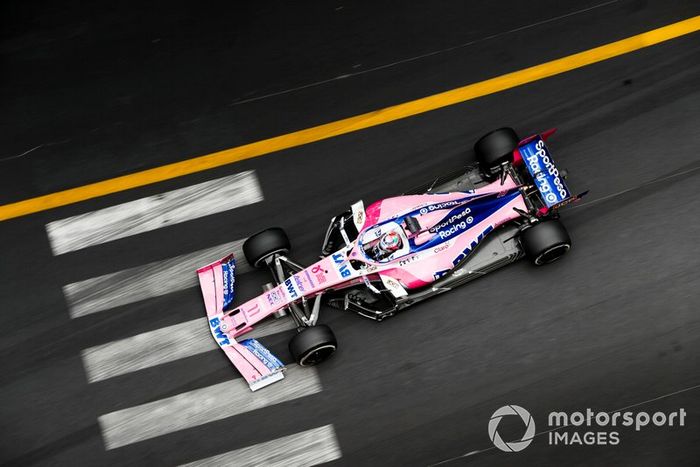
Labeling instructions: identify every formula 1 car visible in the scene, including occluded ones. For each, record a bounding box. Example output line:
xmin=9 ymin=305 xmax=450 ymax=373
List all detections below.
xmin=197 ymin=127 xmax=585 ymax=390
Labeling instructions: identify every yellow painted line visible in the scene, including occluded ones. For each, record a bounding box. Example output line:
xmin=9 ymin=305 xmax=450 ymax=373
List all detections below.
xmin=2 ymin=15 xmax=700 ymax=221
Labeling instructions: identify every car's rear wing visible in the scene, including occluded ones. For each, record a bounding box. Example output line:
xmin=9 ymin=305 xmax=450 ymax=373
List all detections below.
xmin=197 ymin=254 xmax=285 ymax=391
xmin=517 ymin=134 xmax=573 ymax=208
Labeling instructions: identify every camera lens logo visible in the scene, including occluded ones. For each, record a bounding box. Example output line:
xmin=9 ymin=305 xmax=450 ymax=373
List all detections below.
xmin=488 ymin=405 xmax=536 ymax=452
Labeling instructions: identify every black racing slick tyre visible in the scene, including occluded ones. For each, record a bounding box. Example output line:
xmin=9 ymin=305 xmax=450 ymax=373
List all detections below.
xmin=289 ymin=325 xmax=337 ymax=367
xmin=474 ymin=127 xmax=520 ymax=178
xmin=520 ymin=219 xmax=571 ymax=266
xmin=243 ymin=227 xmax=291 ymax=268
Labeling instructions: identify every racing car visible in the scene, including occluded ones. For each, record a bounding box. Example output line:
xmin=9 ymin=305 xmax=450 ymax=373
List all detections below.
xmin=197 ymin=127 xmax=585 ymax=390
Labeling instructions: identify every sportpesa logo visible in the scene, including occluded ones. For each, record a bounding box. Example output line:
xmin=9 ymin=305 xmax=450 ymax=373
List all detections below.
xmin=418 ymin=199 xmax=466 ymax=215
xmin=488 ymin=405 xmax=536 ymax=452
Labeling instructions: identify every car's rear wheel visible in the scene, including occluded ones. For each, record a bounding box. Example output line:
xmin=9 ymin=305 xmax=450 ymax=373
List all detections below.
xmin=243 ymin=227 xmax=291 ymax=268
xmin=474 ymin=127 xmax=520 ymax=179
xmin=520 ymin=219 xmax=571 ymax=265
xmin=289 ymin=325 xmax=337 ymax=366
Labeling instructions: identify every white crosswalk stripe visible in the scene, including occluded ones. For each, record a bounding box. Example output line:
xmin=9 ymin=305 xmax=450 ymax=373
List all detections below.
xmin=99 ymin=365 xmax=322 ymax=450
xmin=179 ymin=425 xmax=341 ymax=467
xmin=64 ymin=240 xmax=247 ymax=318
xmin=49 ymin=171 xmax=342 ymax=463
xmin=82 ymin=317 xmax=296 ymax=383
xmin=46 ymin=171 xmax=263 ymax=255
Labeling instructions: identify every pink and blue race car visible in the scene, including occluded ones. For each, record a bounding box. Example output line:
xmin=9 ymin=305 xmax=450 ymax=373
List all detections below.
xmin=197 ymin=127 xmax=586 ymax=391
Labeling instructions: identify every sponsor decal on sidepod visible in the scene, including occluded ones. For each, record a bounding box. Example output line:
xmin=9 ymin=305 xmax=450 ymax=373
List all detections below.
xmin=429 ymin=206 xmax=473 ymax=234
xmin=433 ymin=225 xmax=494 ymax=279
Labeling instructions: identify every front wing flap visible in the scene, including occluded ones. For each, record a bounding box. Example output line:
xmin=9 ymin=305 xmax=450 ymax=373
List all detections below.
xmin=197 ymin=254 xmax=285 ymax=391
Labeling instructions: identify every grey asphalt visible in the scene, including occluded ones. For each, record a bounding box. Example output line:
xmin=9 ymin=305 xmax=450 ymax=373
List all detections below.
xmin=1 ymin=0 xmax=700 ymax=465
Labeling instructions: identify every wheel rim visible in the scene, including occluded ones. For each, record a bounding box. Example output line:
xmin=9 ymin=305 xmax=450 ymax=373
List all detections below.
xmin=535 ymin=244 xmax=570 ymax=265
xmin=299 ymin=344 xmax=336 ymax=366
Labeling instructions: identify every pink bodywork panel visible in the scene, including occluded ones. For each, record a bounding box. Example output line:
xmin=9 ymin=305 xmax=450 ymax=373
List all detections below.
xmin=221 ymin=254 xmax=354 ymax=335
xmin=198 ymin=173 xmax=528 ymax=389
xmin=210 ymin=173 xmax=527 ymax=327
xmin=355 ymin=174 xmax=527 ymax=287
xmin=197 ymin=258 xmax=285 ymax=390
xmin=197 ymin=250 xmax=363 ymax=389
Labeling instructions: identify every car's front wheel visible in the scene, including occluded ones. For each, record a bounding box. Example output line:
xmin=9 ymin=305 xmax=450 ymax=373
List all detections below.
xmin=243 ymin=227 xmax=291 ymax=268
xmin=289 ymin=325 xmax=337 ymax=366
xmin=520 ymin=219 xmax=571 ymax=265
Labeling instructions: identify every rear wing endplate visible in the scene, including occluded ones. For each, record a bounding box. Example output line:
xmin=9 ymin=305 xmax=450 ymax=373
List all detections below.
xmin=518 ymin=136 xmax=572 ymax=208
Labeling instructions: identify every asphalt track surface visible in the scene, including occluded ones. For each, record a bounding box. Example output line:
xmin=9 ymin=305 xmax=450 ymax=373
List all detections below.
xmin=2 ymin=1 xmax=700 ymax=465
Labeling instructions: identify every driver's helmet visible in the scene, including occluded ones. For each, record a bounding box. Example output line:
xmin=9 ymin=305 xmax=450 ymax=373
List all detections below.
xmin=379 ymin=231 xmax=402 ymax=253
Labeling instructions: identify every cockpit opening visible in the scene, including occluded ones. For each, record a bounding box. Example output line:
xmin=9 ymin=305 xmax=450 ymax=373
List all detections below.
xmin=360 ymin=221 xmax=411 ymax=262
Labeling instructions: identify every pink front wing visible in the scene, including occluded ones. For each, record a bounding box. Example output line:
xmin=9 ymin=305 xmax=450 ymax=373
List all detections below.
xmin=197 ymin=258 xmax=284 ymax=391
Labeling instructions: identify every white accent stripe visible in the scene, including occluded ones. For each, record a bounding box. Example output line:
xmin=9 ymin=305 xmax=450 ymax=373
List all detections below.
xmin=82 ymin=317 xmax=296 ymax=383
xmin=179 ymin=425 xmax=341 ymax=467
xmin=64 ymin=240 xmax=247 ymax=318
xmin=46 ymin=171 xmax=263 ymax=255
xmin=99 ymin=366 xmax=321 ymax=450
